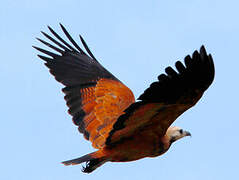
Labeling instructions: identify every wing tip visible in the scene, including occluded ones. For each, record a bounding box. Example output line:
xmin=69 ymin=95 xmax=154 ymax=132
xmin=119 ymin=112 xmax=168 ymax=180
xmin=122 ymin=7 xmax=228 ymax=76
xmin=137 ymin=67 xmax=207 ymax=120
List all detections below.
xmin=138 ymin=45 xmax=215 ymax=102
xmin=35 ymin=24 xmax=99 ymax=61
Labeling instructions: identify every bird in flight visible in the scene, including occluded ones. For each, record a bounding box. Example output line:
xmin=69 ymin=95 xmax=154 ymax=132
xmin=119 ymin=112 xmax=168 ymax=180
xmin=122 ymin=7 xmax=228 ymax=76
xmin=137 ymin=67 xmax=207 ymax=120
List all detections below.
xmin=34 ymin=24 xmax=215 ymax=173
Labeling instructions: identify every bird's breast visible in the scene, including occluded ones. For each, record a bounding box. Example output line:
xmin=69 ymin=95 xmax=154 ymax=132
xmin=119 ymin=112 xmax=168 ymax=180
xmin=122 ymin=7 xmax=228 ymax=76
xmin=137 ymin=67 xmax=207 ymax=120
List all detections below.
xmin=104 ymin=130 xmax=170 ymax=162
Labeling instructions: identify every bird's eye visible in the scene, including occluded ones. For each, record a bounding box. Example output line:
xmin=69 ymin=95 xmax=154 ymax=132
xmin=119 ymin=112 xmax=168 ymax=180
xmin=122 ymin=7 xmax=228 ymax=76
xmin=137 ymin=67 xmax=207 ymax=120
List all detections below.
xmin=179 ymin=129 xmax=183 ymax=134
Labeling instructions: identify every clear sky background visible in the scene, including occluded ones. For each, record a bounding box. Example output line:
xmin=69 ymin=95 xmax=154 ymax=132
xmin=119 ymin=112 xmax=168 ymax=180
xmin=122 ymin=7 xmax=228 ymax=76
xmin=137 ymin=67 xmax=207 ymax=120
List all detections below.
xmin=0 ymin=0 xmax=238 ymax=179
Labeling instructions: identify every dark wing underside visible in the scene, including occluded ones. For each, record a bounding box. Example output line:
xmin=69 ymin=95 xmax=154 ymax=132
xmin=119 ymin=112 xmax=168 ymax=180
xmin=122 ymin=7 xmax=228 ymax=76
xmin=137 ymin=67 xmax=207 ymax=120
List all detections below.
xmin=34 ymin=24 xmax=135 ymax=149
xmin=106 ymin=46 xmax=215 ymax=145
xmin=34 ymin=24 xmax=117 ymax=86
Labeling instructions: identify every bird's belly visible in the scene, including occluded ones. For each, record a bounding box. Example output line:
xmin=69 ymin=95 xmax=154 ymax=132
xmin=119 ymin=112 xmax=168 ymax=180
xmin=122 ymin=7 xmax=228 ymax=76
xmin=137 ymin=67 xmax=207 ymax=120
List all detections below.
xmin=105 ymin=133 xmax=168 ymax=162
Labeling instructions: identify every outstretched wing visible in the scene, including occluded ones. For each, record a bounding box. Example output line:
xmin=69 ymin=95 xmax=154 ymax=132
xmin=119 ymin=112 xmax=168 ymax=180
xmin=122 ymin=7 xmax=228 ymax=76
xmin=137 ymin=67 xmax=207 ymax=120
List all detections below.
xmin=106 ymin=46 xmax=215 ymax=145
xmin=34 ymin=24 xmax=135 ymax=149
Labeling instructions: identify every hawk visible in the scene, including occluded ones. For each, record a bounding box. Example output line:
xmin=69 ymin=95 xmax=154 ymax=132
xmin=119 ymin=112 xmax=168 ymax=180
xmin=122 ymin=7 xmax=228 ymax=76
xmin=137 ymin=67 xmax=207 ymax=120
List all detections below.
xmin=34 ymin=24 xmax=215 ymax=173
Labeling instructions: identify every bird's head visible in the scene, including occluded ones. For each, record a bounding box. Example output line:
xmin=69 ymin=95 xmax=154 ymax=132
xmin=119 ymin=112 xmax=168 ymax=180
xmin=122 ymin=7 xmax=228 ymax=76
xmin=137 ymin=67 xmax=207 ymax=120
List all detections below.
xmin=166 ymin=126 xmax=191 ymax=143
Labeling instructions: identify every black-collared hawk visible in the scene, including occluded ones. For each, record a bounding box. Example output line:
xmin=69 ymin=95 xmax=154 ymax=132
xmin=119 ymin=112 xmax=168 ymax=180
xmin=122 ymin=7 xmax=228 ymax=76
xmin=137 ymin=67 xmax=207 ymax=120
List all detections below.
xmin=34 ymin=24 xmax=215 ymax=173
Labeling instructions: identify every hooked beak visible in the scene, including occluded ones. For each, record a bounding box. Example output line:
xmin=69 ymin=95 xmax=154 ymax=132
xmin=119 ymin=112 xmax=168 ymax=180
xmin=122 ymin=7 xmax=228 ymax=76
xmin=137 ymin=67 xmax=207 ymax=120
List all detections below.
xmin=184 ymin=131 xmax=191 ymax=137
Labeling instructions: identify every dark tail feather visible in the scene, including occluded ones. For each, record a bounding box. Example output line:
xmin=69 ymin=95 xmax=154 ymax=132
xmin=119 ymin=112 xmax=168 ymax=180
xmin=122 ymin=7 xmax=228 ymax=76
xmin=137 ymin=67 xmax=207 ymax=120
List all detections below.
xmin=62 ymin=154 xmax=92 ymax=166
xmin=62 ymin=151 xmax=107 ymax=173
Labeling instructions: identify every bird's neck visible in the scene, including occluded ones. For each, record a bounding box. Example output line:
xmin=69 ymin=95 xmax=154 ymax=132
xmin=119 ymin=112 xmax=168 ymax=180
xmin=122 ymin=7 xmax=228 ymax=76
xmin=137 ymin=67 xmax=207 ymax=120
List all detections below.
xmin=160 ymin=134 xmax=172 ymax=151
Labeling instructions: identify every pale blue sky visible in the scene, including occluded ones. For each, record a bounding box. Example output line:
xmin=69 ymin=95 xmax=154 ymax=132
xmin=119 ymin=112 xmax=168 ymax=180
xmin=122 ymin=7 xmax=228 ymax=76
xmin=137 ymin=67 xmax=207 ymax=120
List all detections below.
xmin=0 ymin=0 xmax=238 ymax=179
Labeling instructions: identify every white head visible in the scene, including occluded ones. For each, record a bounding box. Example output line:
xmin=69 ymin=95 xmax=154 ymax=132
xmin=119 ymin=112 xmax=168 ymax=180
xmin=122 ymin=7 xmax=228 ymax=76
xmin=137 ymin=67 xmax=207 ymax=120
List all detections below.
xmin=166 ymin=126 xmax=191 ymax=143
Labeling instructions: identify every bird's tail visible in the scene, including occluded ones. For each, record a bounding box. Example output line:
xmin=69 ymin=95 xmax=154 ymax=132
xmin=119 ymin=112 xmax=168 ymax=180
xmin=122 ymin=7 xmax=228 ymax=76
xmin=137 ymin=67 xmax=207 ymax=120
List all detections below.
xmin=62 ymin=151 xmax=107 ymax=173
